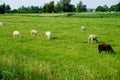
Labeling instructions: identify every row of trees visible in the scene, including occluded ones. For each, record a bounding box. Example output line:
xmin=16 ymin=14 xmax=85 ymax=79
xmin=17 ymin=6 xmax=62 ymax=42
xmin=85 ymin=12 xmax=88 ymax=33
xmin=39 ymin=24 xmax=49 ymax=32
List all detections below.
xmin=96 ymin=2 xmax=120 ymax=12
xmin=0 ymin=0 xmax=87 ymax=13
xmin=0 ymin=0 xmax=120 ymax=14
xmin=16 ymin=0 xmax=87 ymax=13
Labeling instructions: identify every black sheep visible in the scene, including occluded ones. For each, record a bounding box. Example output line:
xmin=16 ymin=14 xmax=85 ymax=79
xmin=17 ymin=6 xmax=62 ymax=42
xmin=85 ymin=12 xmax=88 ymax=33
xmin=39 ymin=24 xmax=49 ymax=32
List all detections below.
xmin=98 ymin=43 xmax=114 ymax=54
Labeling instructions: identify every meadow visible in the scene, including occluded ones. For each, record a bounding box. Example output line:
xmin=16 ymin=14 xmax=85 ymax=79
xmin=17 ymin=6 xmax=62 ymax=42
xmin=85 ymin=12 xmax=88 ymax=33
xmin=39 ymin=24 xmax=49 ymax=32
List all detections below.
xmin=0 ymin=12 xmax=120 ymax=80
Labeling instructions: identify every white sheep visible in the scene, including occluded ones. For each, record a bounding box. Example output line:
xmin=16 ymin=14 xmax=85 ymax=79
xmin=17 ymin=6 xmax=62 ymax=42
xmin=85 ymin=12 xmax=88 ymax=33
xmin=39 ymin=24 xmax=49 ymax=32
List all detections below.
xmin=45 ymin=31 xmax=52 ymax=40
xmin=88 ymin=34 xmax=98 ymax=44
xmin=0 ymin=22 xmax=3 ymax=26
xmin=13 ymin=31 xmax=21 ymax=38
xmin=81 ymin=26 xmax=85 ymax=32
xmin=31 ymin=30 xmax=39 ymax=36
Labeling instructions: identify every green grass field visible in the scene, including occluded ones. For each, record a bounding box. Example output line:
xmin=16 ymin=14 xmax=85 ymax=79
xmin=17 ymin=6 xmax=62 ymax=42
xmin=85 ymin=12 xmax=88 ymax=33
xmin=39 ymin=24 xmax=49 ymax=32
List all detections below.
xmin=0 ymin=13 xmax=120 ymax=80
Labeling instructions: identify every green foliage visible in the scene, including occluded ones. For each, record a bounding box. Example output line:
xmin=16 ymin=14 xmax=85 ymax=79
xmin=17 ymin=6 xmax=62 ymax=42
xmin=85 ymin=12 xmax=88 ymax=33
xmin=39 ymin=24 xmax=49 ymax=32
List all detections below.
xmin=0 ymin=3 xmax=11 ymax=14
xmin=17 ymin=5 xmax=41 ymax=13
xmin=109 ymin=5 xmax=116 ymax=12
xmin=0 ymin=13 xmax=120 ymax=80
xmin=76 ymin=1 xmax=87 ymax=12
xmin=54 ymin=2 xmax=63 ymax=13
xmin=116 ymin=2 xmax=120 ymax=11
xmin=96 ymin=5 xmax=109 ymax=12
xmin=48 ymin=1 xmax=54 ymax=13
xmin=96 ymin=6 xmax=106 ymax=12
xmin=97 ymin=2 xmax=120 ymax=12
xmin=43 ymin=1 xmax=54 ymax=13
xmin=60 ymin=0 xmax=72 ymax=12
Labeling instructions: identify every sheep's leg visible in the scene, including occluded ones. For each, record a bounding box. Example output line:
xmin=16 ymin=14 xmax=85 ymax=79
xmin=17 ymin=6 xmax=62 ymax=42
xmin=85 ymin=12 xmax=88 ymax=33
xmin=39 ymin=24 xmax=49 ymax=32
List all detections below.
xmin=91 ymin=40 xmax=94 ymax=44
xmin=105 ymin=50 xmax=107 ymax=53
xmin=48 ymin=36 xmax=50 ymax=40
xmin=99 ymin=50 xmax=101 ymax=54
xmin=14 ymin=36 xmax=15 ymax=39
xmin=108 ymin=51 xmax=109 ymax=53
xmin=19 ymin=35 xmax=21 ymax=38
xmin=88 ymin=38 xmax=90 ymax=44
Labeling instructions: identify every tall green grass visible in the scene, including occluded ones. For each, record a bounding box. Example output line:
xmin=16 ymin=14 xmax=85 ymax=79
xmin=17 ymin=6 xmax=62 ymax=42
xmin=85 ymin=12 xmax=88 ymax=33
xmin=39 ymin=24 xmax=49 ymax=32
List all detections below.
xmin=0 ymin=12 xmax=120 ymax=80
xmin=3 ymin=12 xmax=120 ymax=18
xmin=65 ymin=12 xmax=120 ymax=18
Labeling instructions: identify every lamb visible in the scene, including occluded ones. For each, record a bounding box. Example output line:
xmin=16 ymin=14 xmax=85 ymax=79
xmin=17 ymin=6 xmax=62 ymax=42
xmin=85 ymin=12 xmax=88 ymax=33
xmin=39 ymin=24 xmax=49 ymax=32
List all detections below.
xmin=81 ymin=26 xmax=85 ymax=32
xmin=45 ymin=31 xmax=52 ymax=40
xmin=13 ymin=31 xmax=21 ymax=38
xmin=98 ymin=43 xmax=114 ymax=54
xmin=31 ymin=30 xmax=39 ymax=36
xmin=88 ymin=34 xmax=98 ymax=44
xmin=0 ymin=22 xmax=3 ymax=26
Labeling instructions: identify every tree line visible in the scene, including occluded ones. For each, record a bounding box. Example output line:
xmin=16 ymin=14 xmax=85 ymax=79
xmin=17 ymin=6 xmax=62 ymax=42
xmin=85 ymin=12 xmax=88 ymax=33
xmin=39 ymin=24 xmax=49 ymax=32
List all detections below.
xmin=0 ymin=0 xmax=120 ymax=14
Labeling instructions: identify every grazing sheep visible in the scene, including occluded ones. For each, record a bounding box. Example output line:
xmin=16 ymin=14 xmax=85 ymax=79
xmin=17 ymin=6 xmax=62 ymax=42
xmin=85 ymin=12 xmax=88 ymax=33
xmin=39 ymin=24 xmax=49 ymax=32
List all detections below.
xmin=88 ymin=34 xmax=98 ymax=44
xmin=81 ymin=26 xmax=85 ymax=32
xmin=0 ymin=22 xmax=3 ymax=26
xmin=98 ymin=43 xmax=114 ymax=54
xmin=31 ymin=30 xmax=39 ymax=36
xmin=45 ymin=31 xmax=51 ymax=40
xmin=13 ymin=31 xmax=21 ymax=38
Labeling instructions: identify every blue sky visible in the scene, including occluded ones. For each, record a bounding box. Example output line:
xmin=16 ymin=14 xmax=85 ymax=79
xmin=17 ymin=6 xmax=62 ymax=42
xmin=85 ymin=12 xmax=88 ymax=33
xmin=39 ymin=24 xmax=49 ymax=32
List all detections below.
xmin=0 ymin=0 xmax=120 ymax=9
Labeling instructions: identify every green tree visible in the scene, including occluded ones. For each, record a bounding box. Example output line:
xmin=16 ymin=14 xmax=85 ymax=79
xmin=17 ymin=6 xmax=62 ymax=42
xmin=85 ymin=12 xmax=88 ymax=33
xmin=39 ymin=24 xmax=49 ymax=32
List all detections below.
xmin=103 ymin=5 xmax=109 ymax=12
xmin=82 ymin=5 xmax=87 ymax=12
xmin=60 ymin=0 xmax=71 ymax=12
xmin=1 ymin=3 xmax=6 ymax=10
xmin=109 ymin=5 xmax=116 ymax=11
xmin=0 ymin=7 xmax=5 ymax=14
xmin=0 ymin=3 xmax=11 ymax=14
xmin=68 ymin=4 xmax=76 ymax=12
xmin=76 ymin=1 xmax=87 ymax=12
xmin=42 ymin=1 xmax=54 ymax=13
xmin=18 ymin=5 xmax=40 ymax=13
xmin=39 ymin=7 xmax=43 ymax=13
xmin=31 ymin=6 xmax=40 ymax=12
xmin=96 ymin=6 xmax=105 ymax=12
xmin=48 ymin=1 xmax=54 ymax=13
xmin=55 ymin=2 xmax=62 ymax=13
xmin=42 ymin=3 xmax=49 ymax=13
xmin=18 ymin=5 xmax=27 ymax=11
xmin=115 ymin=2 xmax=120 ymax=11
xmin=5 ymin=5 xmax=11 ymax=10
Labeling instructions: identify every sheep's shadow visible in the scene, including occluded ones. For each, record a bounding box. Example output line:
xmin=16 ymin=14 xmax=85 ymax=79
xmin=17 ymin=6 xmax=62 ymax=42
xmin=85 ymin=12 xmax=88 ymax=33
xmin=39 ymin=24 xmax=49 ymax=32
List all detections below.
xmin=51 ymin=37 xmax=59 ymax=40
xmin=82 ymin=41 xmax=99 ymax=44
xmin=97 ymin=41 xmax=106 ymax=44
xmin=82 ymin=41 xmax=88 ymax=44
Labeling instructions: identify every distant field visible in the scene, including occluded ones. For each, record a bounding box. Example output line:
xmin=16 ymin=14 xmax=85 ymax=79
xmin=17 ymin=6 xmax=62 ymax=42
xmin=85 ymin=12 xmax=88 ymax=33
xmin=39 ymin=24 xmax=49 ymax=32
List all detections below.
xmin=0 ymin=12 xmax=120 ymax=80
